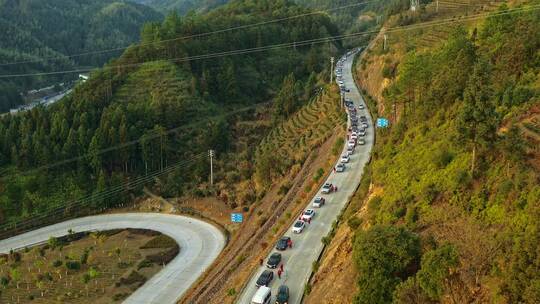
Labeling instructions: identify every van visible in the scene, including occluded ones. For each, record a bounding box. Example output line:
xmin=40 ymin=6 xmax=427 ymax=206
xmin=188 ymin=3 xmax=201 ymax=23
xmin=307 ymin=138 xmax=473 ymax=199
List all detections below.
xmin=251 ymin=286 xmax=271 ymax=304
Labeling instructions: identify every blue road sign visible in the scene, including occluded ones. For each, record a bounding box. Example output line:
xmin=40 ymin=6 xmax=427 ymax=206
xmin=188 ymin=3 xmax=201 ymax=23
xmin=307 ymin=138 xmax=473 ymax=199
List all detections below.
xmin=377 ymin=118 xmax=389 ymax=128
xmin=231 ymin=213 xmax=243 ymax=223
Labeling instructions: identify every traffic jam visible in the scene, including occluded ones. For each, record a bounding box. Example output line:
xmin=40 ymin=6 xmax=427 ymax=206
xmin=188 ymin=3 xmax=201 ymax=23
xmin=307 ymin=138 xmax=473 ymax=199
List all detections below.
xmin=248 ymin=48 xmax=367 ymax=304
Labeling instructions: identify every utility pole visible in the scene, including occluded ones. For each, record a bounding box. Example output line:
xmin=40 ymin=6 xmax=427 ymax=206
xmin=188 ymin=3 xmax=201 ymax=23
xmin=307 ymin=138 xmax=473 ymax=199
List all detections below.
xmin=209 ymin=150 xmax=215 ymax=186
xmin=330 ymin=57 xmax=334 ymax=84
xmin=383 ymin=34 xmax=388 ymax=51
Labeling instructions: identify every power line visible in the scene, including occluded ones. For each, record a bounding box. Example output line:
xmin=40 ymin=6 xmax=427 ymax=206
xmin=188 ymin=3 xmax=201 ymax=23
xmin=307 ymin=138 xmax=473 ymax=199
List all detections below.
xmin=0 ymin=152 xmax=207 ymax=232
xmin=0 ymin=0 xmax=379 ymax=68
xmin=0 ymin=4 xmax=537 ymax=79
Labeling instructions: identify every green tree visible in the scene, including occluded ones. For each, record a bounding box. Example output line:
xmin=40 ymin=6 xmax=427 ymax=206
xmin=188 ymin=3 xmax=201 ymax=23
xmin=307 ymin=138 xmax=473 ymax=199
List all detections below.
xmin=457 ymin=60 xmax=498 ymax=176
xmin=417 ymin=244 xmax=459 ymax=301
xmin=93 ymin=171 xmax=107 ymax=208
xmin=273 ymin=73 xmax=299 ymax=120
xmin=88 ymin=132 xmax=104 ymax=174
xmin=48 ymin=236 xmax=59 ymax=250
xmin=9 ymin=268 xmax=20 ymax=289
xmin=500 ymin=124 xmax=526 ymax=177
xmin=353 ymin=225 xmax=421 ymax=304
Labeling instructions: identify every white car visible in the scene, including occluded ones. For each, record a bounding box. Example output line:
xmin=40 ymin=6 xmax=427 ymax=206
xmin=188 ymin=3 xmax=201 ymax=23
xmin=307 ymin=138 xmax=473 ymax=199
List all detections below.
xmin=336 ymin=163 xmax=346 ymax=172
xmin=358 ymin=139 xmax=366 ymax=145
xmin=347 ymin=146 xmax=355 ymax=155
xmin=321 ymin=183 xmax=334 ymax=194
xmin=292 ymin=220 xmax=306 ymax=233
xmin=358 ymin=104 xmax=365 ymax=110
xmin=341 ymin=154 xmax=350 ymax=163
xmin=301 ymin=209 xmax=316 ymax=221
xmin=359 ymin=130 xmax=366 ymax=137
xmin=362 ymin=123 xmax=368 ymax=129
xmin=312 ymin=197 xmax=326 ymax=208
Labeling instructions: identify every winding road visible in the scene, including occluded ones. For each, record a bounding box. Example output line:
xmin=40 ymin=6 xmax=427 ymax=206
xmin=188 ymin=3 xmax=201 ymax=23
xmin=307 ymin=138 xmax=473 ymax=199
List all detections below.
xmin=236 ymin=48 xmax=374 ymax=303
xmin=0 ymin=213 xmax=225 ymax=304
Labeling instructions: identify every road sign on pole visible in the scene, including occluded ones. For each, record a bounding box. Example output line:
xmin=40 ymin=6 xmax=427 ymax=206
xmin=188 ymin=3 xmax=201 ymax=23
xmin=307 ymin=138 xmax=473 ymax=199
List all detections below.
xmin=377 ymin=118 xmax=389 ymax=128
xmin=231 ymin=213 xmax=243 ymax=223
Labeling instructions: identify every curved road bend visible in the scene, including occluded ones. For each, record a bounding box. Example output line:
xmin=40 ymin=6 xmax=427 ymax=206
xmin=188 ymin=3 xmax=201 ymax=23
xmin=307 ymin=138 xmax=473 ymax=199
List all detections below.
xmin=0 ymin=213 xmax=225 ymax=304
xmin=236 ymin=49 xmax=374 ymax=304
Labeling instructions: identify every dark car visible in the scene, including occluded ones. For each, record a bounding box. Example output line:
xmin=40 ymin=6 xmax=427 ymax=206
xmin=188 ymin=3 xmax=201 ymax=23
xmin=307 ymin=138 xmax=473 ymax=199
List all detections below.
xmin=266 ymin=253 xmax=282 ymax=269
xmin=256 ymin=270 xmax=274 ymax=287
xmin=275 ymin=285 xmax=290 ymax=304
xmin=276 ymin=236 xmax=291 ymax=251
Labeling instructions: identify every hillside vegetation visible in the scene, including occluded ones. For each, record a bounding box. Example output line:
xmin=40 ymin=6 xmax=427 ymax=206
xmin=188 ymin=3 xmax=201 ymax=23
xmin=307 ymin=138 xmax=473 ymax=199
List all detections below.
xmin=0 ymin=0 xmax=341 ymax=232
xmin=131 ymin=0 xmax=229 ymax=14
xmin=0 ymin=0 xmax=163 ymax=112
xmin=349 ymin=1 xmax=540 ymax=303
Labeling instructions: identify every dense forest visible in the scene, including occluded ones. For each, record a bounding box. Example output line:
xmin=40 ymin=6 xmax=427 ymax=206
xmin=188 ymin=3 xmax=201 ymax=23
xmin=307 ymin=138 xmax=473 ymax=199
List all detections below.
xmin=294 ymin=0 xmax=422 ymax=47
xmin=131 ymin=0 xmax=229 ymax=14
xmin=0 ymin=0 xmax=341 ymax=229
xmin=352 ymin=2 xmax=540 ymax=303
xmin=0 ymin=0 xmax=163 ymax=112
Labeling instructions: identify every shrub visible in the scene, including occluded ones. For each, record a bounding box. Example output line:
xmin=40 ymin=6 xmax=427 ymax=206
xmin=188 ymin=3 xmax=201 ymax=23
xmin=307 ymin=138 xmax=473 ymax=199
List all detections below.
xmin=119 ymin=271 xmax=146 ymax=286
xmin=10 ymin=252 xmax=21 ymax=262
xmin=312 ymin=261 xmax=320 ymax=272
xmin=113 ymin=293 xmax=128 ymax=301
xmin=146 ymin=245 xmax=180 ymax=265
xmin=321 ymin=236 xmax=331 ymax=245
xmin=353 ymin=225 xmax=421 ymax=304
xmin=80 ymin=250 xmax=89 ymax=265
xmin=304 ymin=283 xmax=312 ymax=295
xmin=313 ymin=168 xmax=325 ymax=182
xmin=52 ymin=260 xmax=63 ymax=267
xmin=433 ymin=149 xmax=454 ymax=168
xmin=257 ymin=216 xmax=268 ymax=227
xmin=367 ymin=196 xmax=382 ymax=214
xmin=227 ymin=288 xmax=236 ymax=296
xmin=278 ymin=182 xmax=291 ymax=195
xmin=65 ymin=261 xmax=81 ymax=270
xmin=137 ymin=260 xmax=152 ymax=270
xmin=347 ymin=217 xmax=362 ymax=230
xmin=1 ymin=276 xmax=10 ymax=287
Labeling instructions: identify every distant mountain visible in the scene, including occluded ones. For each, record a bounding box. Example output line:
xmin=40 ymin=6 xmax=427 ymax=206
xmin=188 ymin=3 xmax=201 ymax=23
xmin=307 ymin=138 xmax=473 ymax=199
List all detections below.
xmin=0 ymin=0 xmax=163 ymax=112
xmin=131 ymin=0 xmax=229 ymax=14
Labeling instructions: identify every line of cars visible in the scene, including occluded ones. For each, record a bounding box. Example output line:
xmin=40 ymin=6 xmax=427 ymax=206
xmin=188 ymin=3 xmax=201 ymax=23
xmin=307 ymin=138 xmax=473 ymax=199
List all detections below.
xmin=249 ymin=50 xmax=361 ymax=304
xmin=252 ymin=181 xmax=337 ymax=303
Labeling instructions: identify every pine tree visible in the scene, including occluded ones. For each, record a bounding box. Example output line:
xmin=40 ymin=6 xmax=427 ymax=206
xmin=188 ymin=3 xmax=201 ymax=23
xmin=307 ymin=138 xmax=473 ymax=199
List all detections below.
xmin=457 ymin=60 xmax=498 ymax=176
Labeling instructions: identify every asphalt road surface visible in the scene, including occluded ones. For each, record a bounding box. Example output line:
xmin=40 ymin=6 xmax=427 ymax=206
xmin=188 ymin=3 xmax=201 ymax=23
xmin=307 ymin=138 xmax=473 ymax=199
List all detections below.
xmin=0 ymin=213 xmax=225 ymax=304
xmin=236 ymin=49 xmax=374 ymax=304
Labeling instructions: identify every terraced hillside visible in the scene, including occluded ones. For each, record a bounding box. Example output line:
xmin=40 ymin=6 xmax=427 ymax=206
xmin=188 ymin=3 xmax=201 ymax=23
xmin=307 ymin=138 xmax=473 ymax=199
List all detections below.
xmin=255 ymin=87 xmax=346 ymax=188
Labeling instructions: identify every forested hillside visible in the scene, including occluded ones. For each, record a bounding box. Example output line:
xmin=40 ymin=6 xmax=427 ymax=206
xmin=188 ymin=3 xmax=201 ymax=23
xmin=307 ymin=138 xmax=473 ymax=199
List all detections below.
xmin=294 ymin=0 xmax=416 ymax=47
xmin=131 ymin=0 xmax=228 ymax=14
xmin=348 ymin=1 xmax=539 ymax=303
xmin=0 ymin=0 xmax=163 ymax=112
xmin=0 ymin=0 xmax=340 ymax=231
